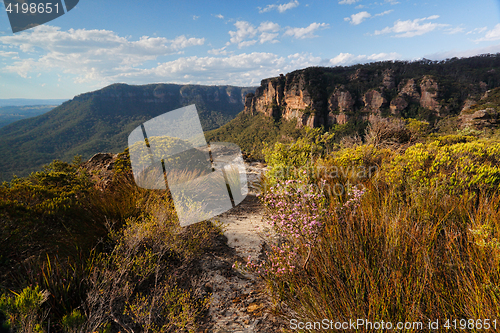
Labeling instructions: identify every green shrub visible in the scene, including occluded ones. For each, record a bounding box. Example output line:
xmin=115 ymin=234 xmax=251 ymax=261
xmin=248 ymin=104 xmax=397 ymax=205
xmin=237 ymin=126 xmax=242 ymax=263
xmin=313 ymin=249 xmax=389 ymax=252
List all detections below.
xmin=263 ymin=127 xmax=335 ymax=185
xmin=383 ymin=139 xmax=500 ymax=194
xmin=60 ymin=310 xmax=86 ymax=333
xmin=1 ymin=149 xmax=220 ymax=331
xmin=0 ymin=286 xmax=49 ymax=333
xmin=247 ymin=137 xmax=500 ymax=331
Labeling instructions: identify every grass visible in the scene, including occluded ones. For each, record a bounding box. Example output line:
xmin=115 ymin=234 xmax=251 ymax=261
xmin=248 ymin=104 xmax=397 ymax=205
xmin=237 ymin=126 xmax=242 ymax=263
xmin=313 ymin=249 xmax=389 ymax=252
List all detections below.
xmin=0 ymin=151 xmax=223 ymax=332
xmin=243 ymin=124 xmax=500 ymax=332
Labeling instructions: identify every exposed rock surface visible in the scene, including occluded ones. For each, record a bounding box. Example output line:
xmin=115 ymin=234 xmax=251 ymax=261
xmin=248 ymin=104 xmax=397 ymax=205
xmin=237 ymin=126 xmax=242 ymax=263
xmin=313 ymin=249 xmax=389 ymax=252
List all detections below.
xmin=243 ymin=60 xmax=500 ymax=129
xmin=461 ymin=98 xmax=478 ymax=113
xmin=81 ymin=153 xmax=120 ymax=190
xmin=207 ymin=193 xmax=286 ymax=333
xmin=419 ymin=75 xmax=441 ymax=114
xmin=399 ymin=79 xmax=421 ymax=102
xmin=245 ymin=73 xmax=319 ymax=128
xmin=390 ymin=96 xmax=408 ymax=115
xmin=459 ymin=107 xmax=499 ymax=129
xmin=389 ymin=79 xmax=420 ymax=115
xmin=349 ymin=68 xmax=369 ymax=82
xmin=382 ymin=69 xmax=396 ymax=90
xmin=328 ymin=87 xmax=355 ymax=114
xmin=327 ymin=87 xmax=354 ymax=125
xmin=363 ymin=89 xmax=387 ymax=114
xmin=243 ymin=71 xmax=452 ymax=129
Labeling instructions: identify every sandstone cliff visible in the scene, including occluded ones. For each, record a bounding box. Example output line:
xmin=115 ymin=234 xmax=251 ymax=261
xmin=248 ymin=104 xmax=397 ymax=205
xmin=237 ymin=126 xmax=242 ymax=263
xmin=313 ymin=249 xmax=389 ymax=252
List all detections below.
xmin=244 ymin=68 xmax=446 ymax=128
xmin=243 ymin=58 xmax=500 ymax=129
xmin=458 ymin=87 xmax=500 ymax=129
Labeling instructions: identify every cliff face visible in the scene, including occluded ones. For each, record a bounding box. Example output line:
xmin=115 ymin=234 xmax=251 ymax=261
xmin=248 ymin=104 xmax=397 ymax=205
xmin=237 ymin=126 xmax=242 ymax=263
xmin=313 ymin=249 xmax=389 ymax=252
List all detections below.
xmin=243 ymin=57 xmax=500 ymax=128
xmin=458 ymin=87 xmax=500 ymax=129
xmin=419 ymin=75 xmax=441 ymax=114
xmin=243 ymin=70 xmax=448 ymax=128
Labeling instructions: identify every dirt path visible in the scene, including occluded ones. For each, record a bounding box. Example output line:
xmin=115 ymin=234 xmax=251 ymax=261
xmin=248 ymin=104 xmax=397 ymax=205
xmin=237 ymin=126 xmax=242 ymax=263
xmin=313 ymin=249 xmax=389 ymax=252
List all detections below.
xmin=221 ymin=161 xmax=268 ymax=263
xmin=199 ymin=162 xmax=287 ymax=332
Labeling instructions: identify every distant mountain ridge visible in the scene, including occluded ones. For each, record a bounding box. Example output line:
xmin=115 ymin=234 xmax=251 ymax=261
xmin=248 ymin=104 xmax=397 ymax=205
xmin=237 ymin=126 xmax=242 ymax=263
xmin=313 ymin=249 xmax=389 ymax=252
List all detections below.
xmin=0 ymin=83 xmax=254 ymax=181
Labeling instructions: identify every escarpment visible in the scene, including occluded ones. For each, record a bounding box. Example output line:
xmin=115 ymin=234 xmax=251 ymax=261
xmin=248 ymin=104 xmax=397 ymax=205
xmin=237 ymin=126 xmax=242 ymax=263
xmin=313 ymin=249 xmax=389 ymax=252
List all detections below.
xmin=243 ymin=55 xmax=500 ymax=129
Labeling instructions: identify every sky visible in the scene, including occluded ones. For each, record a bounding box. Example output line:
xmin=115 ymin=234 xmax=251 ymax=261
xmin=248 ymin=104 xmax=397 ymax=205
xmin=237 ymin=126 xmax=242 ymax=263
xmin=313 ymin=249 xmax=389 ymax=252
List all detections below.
xmin=0 ymin=0 xmax=500 ymax=99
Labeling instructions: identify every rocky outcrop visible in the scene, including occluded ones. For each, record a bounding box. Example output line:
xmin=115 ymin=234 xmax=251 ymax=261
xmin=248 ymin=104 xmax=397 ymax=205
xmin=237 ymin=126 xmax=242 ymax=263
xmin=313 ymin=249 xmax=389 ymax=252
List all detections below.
xmin=461 ymin=99 xmax=477 ymax=113
xmin=328 ymin=87 xmax=355 ymax=113
xmin=243 ymin=59 xmax=500 ymax=129
xmin=363 ymin=89 xmax=387 ymax=114
xmin=388 ymin=79 xmax=420 ymax=115
xmin=329 ymin=113 xmax=349 ymax=125
xmin=458 ymin=88 xmax=500 ymax=129
xmin=350 ymin=68 xmax=369 ymax=82
xmin=382 ymin=69 xmax=396 ymax=90
xmin=459 ymin=108 xmax=499 ymax=129
xmin=81 ymin=153 xmax=119 ymax=190
xmin=249 ymin=77 xmax=286 ymax=118
xmin=243 ymin=72 xmax=450 ymax=128
xmin=244 ymin=73 xmax=320 ymax=127
xmin=390 ymin=96 xmax=409 ymax=115
xmin=419 ymin=75 xmax=441 ymax=114
xmin=399 ymin=79 xmax=420 ymax=101
xmin=327 ymin=87 xmax=354 ymax=125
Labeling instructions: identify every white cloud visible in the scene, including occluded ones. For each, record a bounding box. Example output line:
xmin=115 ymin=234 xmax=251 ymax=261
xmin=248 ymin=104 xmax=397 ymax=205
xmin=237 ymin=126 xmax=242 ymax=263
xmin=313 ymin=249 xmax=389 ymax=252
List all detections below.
xmin=134 ymin=53 xmax=290 ymax=86
xmin=284 ymin=22 xmax=329 ymax=39
xmin=328 ymin=52 xmax=401 ymax=66
xmin=475 ymin=24 xmax=500 ymax=42
xmin=215 ymin=14 xmax=224 ymax=19
xmin=345 ymin=10 xmax=392 ymax=25
xmin=229 ymin=21 xmax=257 ymax=47
xmin=374 ymin=15 xmax=449 ymax=38
xmin=259 ymin=0 xmax=299 ymax=13
xmin=445 ymin=26 xmax=465 ymax=35
xmin=466 ymin=27 xmax=487 ymax=35
xmin=136 ymin=52 xmax=332 ymax=86
xmin=238 ymin=40 xmax=258 ymax=48
xmin=339 ymin=0 xmax=359 ymax=4
xmin=259 ymin=21 xmax=280 ymax=32
xmin=0 ymin=25 xmax=204 ymax=81
xmin=374 ymin=10 xmax=393 ymax=17
xmin=192 ymin=15 xmax=199 ymax=20
xmin=208 ymin=47 xmax=229 ymax=55
xmin=0 ymin=25 xmax=405 ymax=89
xmin=228 ymin=21 xmax=281 ymax=47
xmin=0 ymin=51 xmax=18 ymax=58
xmin=0 ymin=36 xmax=403 ymax=87
xmin=345 ymin=12 xmax=371 ymax=25
xmin=260 ymin=32 xmax=280 ymax=44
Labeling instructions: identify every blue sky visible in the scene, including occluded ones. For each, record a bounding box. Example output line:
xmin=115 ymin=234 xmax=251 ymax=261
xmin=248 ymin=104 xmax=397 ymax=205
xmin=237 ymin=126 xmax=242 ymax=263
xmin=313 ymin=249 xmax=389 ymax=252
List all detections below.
xmin=0 ymin=0 xmax=499 ymax=99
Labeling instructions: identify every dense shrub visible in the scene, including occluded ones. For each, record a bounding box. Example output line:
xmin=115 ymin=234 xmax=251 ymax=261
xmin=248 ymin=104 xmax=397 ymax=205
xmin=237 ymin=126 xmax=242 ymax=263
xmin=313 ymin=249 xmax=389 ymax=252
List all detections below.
xmin=244 ymin=133 xmax=500 ymax=332
xmin=0 ymin=152 xmax=221 ymax=332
